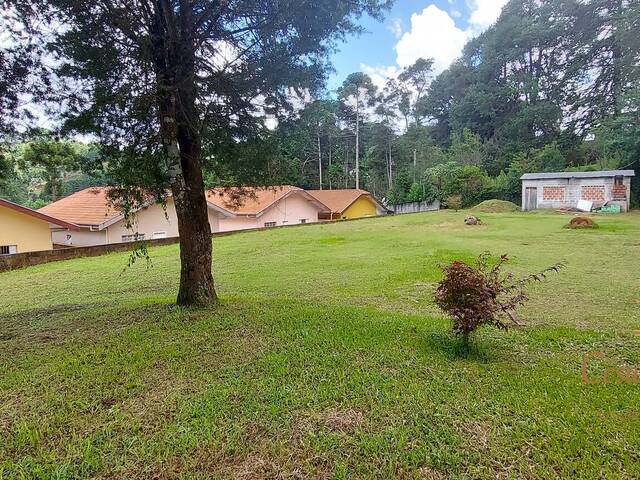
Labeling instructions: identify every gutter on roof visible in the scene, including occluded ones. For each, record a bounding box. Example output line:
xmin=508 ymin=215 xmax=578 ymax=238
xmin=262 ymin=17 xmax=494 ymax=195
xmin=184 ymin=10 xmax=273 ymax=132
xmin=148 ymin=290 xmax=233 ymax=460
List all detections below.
xmin=207 ymin=201 xmax=235 ymax=217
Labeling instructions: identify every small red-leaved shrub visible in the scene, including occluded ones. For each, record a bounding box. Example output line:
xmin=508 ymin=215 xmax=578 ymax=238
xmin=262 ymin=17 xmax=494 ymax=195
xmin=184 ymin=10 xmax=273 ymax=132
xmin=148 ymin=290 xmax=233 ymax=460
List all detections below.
xmin=435 ymin=253 xmax=564 ymax=346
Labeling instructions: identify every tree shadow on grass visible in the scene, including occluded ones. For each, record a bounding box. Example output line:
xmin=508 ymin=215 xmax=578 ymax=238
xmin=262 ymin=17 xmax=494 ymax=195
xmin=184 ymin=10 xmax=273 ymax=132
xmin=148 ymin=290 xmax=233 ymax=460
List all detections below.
xmin=420 ymin=329 xmax=504 ymax=363
xmin=0 ymin=301 xmax=181 ymax=356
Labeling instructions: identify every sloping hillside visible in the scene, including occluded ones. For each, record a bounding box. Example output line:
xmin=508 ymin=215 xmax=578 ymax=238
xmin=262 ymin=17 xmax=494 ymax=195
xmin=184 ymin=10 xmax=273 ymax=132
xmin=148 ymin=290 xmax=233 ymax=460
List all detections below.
xmin=1 ymin=211 xmax=639 ymax=479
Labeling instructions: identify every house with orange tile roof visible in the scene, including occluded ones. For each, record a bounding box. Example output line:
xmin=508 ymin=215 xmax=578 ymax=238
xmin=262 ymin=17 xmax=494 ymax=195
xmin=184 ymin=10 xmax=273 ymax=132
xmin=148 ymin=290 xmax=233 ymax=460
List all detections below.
xmin=0 ymin=198 xmax=79 ymax=254
xmin=306 ymin=189 xmax=388 ymax=220
xmin=206 ymin=185 xmax=330 ymax=231
xmin=38 ymin=187 xmax=232 ymax=246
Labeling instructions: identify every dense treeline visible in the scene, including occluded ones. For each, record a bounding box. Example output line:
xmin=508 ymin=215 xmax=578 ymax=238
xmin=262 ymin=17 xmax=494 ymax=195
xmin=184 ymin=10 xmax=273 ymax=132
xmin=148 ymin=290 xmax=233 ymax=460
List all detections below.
xmin=270 ymin=0 xmax=640 ymax=206
xmin=1 ymin=0 xmax=638 ymax=210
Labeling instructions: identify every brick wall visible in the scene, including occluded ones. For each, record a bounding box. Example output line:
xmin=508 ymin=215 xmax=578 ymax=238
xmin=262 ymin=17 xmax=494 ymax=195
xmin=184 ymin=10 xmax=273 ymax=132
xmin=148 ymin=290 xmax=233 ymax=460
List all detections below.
xmin=0 ymin=236 xmax=180 ymax=272
xmin=543 ymin=186 xmax=566 ymax=201
xmin=581 ymin=185 xmax=605 ymax=202
xmin=612 ymin=185 xmax=627 ymax=200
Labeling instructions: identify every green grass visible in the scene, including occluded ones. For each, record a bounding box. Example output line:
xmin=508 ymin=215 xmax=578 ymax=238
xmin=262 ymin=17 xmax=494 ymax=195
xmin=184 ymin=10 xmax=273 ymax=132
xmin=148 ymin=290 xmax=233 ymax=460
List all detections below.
xmin=471 ymin=199 xmax=520 ymax=213
xmin=1 ymin=210 xmax=640 ymax=479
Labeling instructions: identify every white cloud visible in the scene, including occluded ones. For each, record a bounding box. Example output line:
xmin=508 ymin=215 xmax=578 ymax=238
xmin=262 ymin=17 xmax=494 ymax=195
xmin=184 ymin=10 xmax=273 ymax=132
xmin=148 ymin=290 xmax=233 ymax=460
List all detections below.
xmin=360 ymin=64 xmax=401 ymax=91
xmin=467 ymin=0 xmax=509 ymax=31
xmin=386 ymin=18 xmax=403 ymax=39
xmin=367 ymin=1 xmax=508 ymax=84
xmin=395 ymin=5 xmax=468 ymax=73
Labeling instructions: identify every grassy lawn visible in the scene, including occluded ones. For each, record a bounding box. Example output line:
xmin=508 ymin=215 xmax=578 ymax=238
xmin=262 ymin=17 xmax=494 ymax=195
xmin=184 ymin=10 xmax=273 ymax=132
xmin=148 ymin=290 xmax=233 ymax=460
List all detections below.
xmin=1 ymin=210 xmax=640 ymax=479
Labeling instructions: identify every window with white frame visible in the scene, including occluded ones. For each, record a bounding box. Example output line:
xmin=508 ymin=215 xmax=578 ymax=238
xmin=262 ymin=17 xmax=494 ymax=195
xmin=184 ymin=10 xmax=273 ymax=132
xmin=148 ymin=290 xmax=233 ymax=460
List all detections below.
xmin=0 ymin=245 xmax=17 ymax=255
xmin=121 ymin=233 xmax=145 ymax=242
xmin=299 ymin=218 xmax=307 ymax=224
xmin=152 ymin=231 xmax=167 ymax=239
xmin=264 ymin=221 xmax=276 ymax=228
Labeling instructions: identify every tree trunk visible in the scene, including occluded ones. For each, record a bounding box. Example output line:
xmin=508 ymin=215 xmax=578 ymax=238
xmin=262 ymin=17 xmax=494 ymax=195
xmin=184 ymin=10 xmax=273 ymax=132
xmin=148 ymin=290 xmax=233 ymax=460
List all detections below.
xmin=172 ymin=129 xmax=217 ymax=307
xmin=152 ymin=1 xmax=217 ymax=307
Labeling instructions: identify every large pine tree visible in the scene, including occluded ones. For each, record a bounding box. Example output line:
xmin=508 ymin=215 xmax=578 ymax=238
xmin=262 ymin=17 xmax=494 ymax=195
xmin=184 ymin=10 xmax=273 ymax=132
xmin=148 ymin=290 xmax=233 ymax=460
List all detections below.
xmin=8 ymin=0 xmax=390 ymax=306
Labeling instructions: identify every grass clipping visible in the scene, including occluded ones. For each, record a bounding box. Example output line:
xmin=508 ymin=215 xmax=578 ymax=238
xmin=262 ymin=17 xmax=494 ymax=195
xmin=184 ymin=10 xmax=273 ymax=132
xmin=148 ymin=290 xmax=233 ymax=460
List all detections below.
xmin=471 ymin=200 xmax=520 ymax=213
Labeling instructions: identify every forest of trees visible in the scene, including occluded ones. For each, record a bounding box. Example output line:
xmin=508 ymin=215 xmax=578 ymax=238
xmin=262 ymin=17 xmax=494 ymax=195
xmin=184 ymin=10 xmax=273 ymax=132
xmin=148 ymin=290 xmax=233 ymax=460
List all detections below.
xmin=269 ymin=0 xmax=640 ymax=207
xmin=2 ymin=0 xmax=639 ymax=211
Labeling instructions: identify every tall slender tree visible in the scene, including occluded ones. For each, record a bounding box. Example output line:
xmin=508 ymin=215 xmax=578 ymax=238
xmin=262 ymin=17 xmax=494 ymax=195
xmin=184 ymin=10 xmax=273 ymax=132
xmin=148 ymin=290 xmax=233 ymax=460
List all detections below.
xmin=338 ymin=72 xmax=377 ymax=189
xmin=397 ymin=57 xmax=434 ymax=126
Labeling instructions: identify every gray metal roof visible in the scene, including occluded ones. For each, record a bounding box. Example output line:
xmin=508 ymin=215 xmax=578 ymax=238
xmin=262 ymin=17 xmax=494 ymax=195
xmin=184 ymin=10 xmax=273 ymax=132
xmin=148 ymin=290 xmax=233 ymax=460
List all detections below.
xmin=520 ymin=170 xmax=635 ymax=180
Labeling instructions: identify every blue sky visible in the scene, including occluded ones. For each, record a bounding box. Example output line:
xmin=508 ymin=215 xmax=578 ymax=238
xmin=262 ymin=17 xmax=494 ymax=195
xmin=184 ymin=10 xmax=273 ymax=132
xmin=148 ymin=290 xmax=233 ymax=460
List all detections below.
xmin=327 ymin=0 xmax=508 ymax=91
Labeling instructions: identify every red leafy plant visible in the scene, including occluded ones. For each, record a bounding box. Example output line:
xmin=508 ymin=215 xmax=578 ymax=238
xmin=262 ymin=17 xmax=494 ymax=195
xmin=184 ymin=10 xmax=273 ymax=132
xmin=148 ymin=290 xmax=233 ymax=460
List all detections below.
xmin=434 ymin=253 xmax=565 ymax=347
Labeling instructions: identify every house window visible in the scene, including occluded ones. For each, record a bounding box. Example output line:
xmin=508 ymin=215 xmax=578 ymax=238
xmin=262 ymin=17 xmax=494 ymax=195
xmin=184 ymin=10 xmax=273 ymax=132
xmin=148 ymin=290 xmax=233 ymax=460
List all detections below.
xmin=264 ymin=222 xmax=276 ymax=228
xmin=121 ymin=233 xmax=146 ymax=242
xmin=0 ymin=245 xmax=17 ymax=255
xmin=152 ymin=231 xmax=167 ymax=239
xmin=614 ymin=176 xmax=623 ymax=186
xmin=299 ymin=219 xmax=307 ymax=224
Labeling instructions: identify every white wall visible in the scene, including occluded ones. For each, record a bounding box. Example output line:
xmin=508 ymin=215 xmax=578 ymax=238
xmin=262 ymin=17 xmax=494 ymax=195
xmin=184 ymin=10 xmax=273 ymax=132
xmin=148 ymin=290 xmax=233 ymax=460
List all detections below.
xmin=53 ymin=199 xmax=224 ymax=246
xmin=218 ymin=192 xmax=321 ymax=232
xmin=52 ymin=228 xmax=106 ymax=246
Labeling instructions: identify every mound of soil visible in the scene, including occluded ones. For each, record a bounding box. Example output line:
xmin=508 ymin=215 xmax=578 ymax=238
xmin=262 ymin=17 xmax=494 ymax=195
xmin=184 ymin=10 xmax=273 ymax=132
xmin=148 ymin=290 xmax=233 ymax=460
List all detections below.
xmin=471 ymin=200 xmax=519 ymax=213
xmin=566 ymin=216 xmax=597 ymax=229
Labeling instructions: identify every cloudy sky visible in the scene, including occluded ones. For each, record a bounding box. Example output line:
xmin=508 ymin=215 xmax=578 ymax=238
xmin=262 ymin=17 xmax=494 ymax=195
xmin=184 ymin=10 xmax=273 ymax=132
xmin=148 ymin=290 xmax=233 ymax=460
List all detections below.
xmin=328 ymin=0 xmax=509 ymax=90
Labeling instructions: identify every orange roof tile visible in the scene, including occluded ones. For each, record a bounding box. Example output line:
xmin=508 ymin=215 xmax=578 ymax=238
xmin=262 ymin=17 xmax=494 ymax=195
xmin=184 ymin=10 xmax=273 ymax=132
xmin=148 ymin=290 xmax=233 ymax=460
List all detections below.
xmin=306 ymin=189 xmax=377 ymax=214
xmin=38 ymin=187 xmax=120 ymax=227
xmin=206 ymin=185 xmax=323 ymax=215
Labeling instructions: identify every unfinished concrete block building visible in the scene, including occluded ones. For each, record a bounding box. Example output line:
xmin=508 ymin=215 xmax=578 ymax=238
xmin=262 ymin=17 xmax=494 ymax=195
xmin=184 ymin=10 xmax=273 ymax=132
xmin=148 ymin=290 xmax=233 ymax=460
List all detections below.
xmin=520 ymin=170 xmax=634 ymax=212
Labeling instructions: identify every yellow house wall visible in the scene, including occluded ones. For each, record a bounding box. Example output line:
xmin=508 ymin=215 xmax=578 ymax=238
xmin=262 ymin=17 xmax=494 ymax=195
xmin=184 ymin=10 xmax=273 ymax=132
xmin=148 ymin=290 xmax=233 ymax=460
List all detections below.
xmin=0 ymin=205 xmax=53 ymax=253
xmin=341 ymin=196 xmax=377 ymax=219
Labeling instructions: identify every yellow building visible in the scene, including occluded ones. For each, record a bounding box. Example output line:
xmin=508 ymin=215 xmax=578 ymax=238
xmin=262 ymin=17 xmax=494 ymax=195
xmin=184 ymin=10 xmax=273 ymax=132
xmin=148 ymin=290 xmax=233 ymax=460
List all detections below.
xmin=307 ymin=189 xmax=388 ymax=220
xmin=0 ymin=198 xmax=78 ymax=254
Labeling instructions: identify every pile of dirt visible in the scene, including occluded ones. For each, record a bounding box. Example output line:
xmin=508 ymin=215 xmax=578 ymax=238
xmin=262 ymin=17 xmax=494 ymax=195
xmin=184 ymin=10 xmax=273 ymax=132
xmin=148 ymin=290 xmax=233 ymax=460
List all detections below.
xmin=471 ymin=200 xmax=520 ymax=213
xmin=566 ymin=216 xmax=598 ymax=229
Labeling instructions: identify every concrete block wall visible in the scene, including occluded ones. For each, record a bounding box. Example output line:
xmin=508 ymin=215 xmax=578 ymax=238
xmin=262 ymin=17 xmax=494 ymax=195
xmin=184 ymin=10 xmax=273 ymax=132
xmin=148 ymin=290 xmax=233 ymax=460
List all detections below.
xmin=522 ymin=176 xmax=631 ymax=211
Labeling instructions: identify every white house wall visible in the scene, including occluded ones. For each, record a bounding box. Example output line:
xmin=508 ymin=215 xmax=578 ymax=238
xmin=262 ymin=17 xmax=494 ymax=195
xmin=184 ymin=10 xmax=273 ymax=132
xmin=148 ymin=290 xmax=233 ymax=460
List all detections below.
xmin=54 ymin=198 xmax=223 ymax=246
xmin=52 ymin=228 xmax=106 ymax=246
xmin=217 ymin=192 xmax=321 ymax=232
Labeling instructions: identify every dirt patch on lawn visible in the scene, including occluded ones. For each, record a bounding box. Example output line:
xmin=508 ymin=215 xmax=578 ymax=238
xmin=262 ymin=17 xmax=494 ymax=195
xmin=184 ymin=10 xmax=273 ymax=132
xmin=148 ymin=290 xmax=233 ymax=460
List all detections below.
xmin=319 ymin=408 xmax=365 ymax=433
xmin=293 ymin=407 xmax=366 ymax=439
xmin=455 ymin=420 xmax=492 ymax=450
xmin=565 ymin=216 xmax=597 ymax=229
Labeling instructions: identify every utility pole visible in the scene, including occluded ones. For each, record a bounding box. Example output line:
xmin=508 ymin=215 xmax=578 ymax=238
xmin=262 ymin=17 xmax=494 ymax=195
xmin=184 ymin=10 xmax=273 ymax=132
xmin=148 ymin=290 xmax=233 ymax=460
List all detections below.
xmin=413 ymin=148 xmax=417 ymax=182
xmin=355 ymin=97 xmax=360 ymax=189
xmin=328 ymin=134 xmax=332 ymax=190
xmin=317 ymin=132 xmax=322 ymax=190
